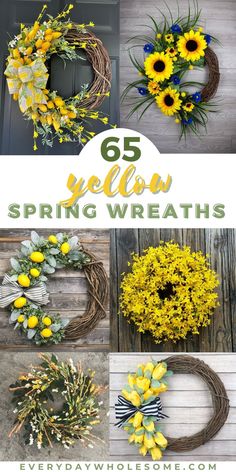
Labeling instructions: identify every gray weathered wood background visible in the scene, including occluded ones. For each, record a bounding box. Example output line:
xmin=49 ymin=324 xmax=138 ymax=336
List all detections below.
xmin=0 ymin=229 xmax=110 ymax=351
xmin=120 ymin=0 xmax=236 ymax=153
xmin=110 ymin=353 xmax=236 ymax=461
xmin=111 ymin=228 xmax=236 ymax=352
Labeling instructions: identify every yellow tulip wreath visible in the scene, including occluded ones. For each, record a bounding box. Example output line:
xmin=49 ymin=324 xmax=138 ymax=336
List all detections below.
xmin=4 ymin=4 xmax=113 ymax=150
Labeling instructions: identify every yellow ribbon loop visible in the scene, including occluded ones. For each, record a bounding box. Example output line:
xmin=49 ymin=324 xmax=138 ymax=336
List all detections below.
xmin=4 ymin=58 xmax=49 ymax=112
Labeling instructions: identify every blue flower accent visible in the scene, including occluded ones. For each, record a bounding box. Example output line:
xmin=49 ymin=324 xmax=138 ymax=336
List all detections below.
xmin=192 ymin=92 xmax=202 ymax=103
xmin=171 ymin=24 xmax=182 ymax=34
xmin=182 ymin=117 xmax=193 ymax=125
xmin=138 ymin=87 xmax=148 ymax=96
xmin=144 ymin=43 xmax=154 ymax=54
xmin=205 ymin=34 xmax=212 ymax=45
xmin=171 ymin=75 xmax=181 ymax=85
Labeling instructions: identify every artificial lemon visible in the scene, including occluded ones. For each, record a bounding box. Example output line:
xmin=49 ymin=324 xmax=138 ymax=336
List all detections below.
xmin=60 ymin=242 xmax=71 ymax=254
xmin=30 ymin=268 xmax=40 ymax=278
xmin=30 ymin=252 xmax=45 ymax=263
xmin=14 ymin=297 xmax=27 ymax=308
xmin=18 ymin=274 xmax=30 ymax=287
xmin=43 ymin=317 xmax=52 ymax=326
xmin=17 ymin=315 xmax=25 ymax=323
xmin=48 ymin=235 xmax=58 ymax=244
xmin=27 ymin=316 xmax=39 ymax=328
xmin=41 ymin=328 xmax=53 ymax=338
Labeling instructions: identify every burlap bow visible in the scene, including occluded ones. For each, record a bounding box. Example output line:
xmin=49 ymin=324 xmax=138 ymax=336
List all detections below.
xmin=4 ymin=58 xmax=49 ymax=112
xmin=0 ymin=274 xmax=49 ymax=308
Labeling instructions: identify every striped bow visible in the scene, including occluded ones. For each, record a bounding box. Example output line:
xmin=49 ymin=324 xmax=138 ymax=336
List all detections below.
xmin=0 ymin=274 xmax=49 ymax=308
xmin=115 ymin=395 xmax=167 ymax=428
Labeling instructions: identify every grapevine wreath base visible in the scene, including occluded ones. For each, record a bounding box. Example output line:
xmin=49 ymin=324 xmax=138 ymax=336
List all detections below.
xmin=0 ymin=231 xmax=108 ymax=345
xmin=9 ymin=354 xmax=105 ymax=449
xmin=115 ymin=355 xmax=230 ymax=460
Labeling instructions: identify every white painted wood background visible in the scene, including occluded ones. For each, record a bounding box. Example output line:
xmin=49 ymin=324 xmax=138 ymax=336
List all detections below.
xmin=120 ymin=0 xmax=236 ymax=153
xmin=109 ymin=353 xmax=236 ymax=461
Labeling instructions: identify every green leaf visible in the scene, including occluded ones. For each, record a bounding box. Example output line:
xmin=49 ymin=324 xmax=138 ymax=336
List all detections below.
xmin=27 ymin=329 xmax=36 ymax=339
xmin=10 ymin=258 xmax=21 ymax=272
xmin=151 ymin=380 xmax=161 ymax=388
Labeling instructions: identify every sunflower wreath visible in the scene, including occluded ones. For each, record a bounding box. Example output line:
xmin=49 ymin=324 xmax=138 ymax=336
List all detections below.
xmin=115 ymin=355 xmax=229 ymax=460
xmin=122 ymin=1 xmax=220 ymax=138
xmin=119 ymin=241 xmax=219 ymax=344
xmin=9 ymin=354 xmax=105 ymax=449
xmin=0 ymin=231 xmax=108 ymax=345
xmin=4 ymin=4 xmax=113 ymax=150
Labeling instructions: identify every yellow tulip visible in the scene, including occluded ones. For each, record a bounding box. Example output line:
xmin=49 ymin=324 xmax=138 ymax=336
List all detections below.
xmin=133 ymin=411 xmax=143 ymax=428
xmin=60 ymin=108 xmax=69 ymax=116
xmin=45 ymin=34 xmax=53 ymax=42
xmin=144 ymin=433 xmax=156 ymax=449
xmin=38 ymin=104 xmax=47 ymax=113
xmin=54 ymin=97 xmax=65 ymax=108
xmin=144 ymin=362 xmax=155 ymax=375
xmin=128 ymin=374 xmax=136 ymax=388
xmin=136 ymin=376 xmax=150 ymax=392
xmin=47 ymin=115 xmax=53 ymax=125
xmin=139 ymin=444 xmax=148 ymax=456
xmin=152 ymin=363 xmax=167 ymax=381
xmin=143 ymin=389 xmax=154 ymax=401
xmin=144 ymin=421 xmax=155 ymax=433
xmin=45 ymin=28 xmax=53 ymax=35
xmin=47 ymin=101 xmax=55 ymax=109
xmin=52 ymin=32 xmax=62 ymax=39
xmin=68 ymin=111 xmax=77 ymax=119
xmin=128 ymin=433 xmax=135 ymax=444
xmin=53 ymin=120 xmax=60 ymax=132
xmin=122 ymin=389 xmax=141 ymax=407
xmin=150 ymin=446 xmax=162 ymax=461
xmin=152 ymin=383 xmax=168 ymax=395
xmin=134 ymin=428 xmax=144 ymax=444
xmin=154 ymin=432 xmax=168 ymax=449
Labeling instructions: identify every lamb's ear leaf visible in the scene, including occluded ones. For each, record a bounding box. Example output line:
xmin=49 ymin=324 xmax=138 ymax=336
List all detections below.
xmin=27 ymin=329 xmax=36 ymax=339
xmin=10 ymin=258 xmax=21 ymax=272
xmin=31 ymin=231 xmax=40 ymax=245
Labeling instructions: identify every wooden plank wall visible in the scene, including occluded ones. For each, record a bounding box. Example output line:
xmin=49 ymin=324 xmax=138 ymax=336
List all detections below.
xmin=120 ymin=0 xmax=236 ymax=153
xmin=110 ymin=353 xmax=236 ymax=461
xmin=0 ymin=229 xmax=110 ymax=351
xmin=110 ymin=228 xmax=236 ymax=352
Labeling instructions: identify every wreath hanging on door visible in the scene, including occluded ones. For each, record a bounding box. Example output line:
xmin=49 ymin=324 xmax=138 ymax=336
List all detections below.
xmin=115 ymin=355 xmax=230 ymax=460
xmin=122 ymin=2 xmax=220 ymax=138
xmin=4 ymin=4 xmax=113 ymax=150
xmin=0 ymin=231 xmax=108 ymax=345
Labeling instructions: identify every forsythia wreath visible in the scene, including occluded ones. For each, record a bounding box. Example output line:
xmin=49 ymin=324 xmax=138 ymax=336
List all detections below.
xmin=122 ymin=1 xmax=220 ymax=138
xmin=115 ymin=355 xmax=230 ymax=460
xmin=0 ymin=231 xmax=108 ymax=345
xmin=4 ymin=4 xmax=113 ymax=150
xmin=9 ymin=354 xmax=105 ymax=449
xmin=120 ymin=241 xmax=219 ymax=343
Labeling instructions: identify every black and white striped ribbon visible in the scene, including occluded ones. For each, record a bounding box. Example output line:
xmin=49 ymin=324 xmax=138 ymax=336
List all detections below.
xmin=115 ymin=395 xmax=168 ymax=428
xmin=0 ymin=274 xmax=49 ymax=308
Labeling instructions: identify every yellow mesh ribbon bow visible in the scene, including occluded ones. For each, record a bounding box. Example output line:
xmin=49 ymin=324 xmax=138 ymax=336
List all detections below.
xmin=4 ymin=58 xmax=49 ymax=112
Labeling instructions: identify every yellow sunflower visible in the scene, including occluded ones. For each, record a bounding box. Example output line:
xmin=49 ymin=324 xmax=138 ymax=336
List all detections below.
xmin=148 ymin=81 xmax=160 ymax=95
xmin=166 ymin=46 xmax=177 ymax=57
xmin=177 ymin=30 xmax=207 ymax=62
xmin=165 ymin=33 xmax=174 ymax=43
xmin=156 ymin=87 xmax=182 ymax=116
xmin=183 ymin=102 xmax=195 ymax=112
xmin=144 ymin=52 xmax=173 ymax=83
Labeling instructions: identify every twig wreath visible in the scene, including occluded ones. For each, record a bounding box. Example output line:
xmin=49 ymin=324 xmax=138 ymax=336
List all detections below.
xmin=115 ymin=355 xmax=230 ymax=460
xmin=120 ymin=242 xmax=219 ymax=343
xmin=0 ymin=231 xmax=108 ymax=345
xmin=4 ymin=4 xmax=113 ymax=150
xmin=122 ymin=1 xmax=220 ymax=138
xmin=9 ymin=354 xmax=105 ymax=449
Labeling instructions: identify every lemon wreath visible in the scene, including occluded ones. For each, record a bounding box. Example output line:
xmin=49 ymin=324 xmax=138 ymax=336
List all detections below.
xmin=9 ymin=354 xmax=105 ymax=449
xmin=4 ymin=4 xmax=112 ymax=150
xmin=115 ymin=355 xmax=229 ymax=461
xmin=120 ymin=241 xmax=219 ymax=343
xmin=0 ymin=231 xmax=108 ymax=345
xmin=122 ymin=1 xmax=220 ymax=138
